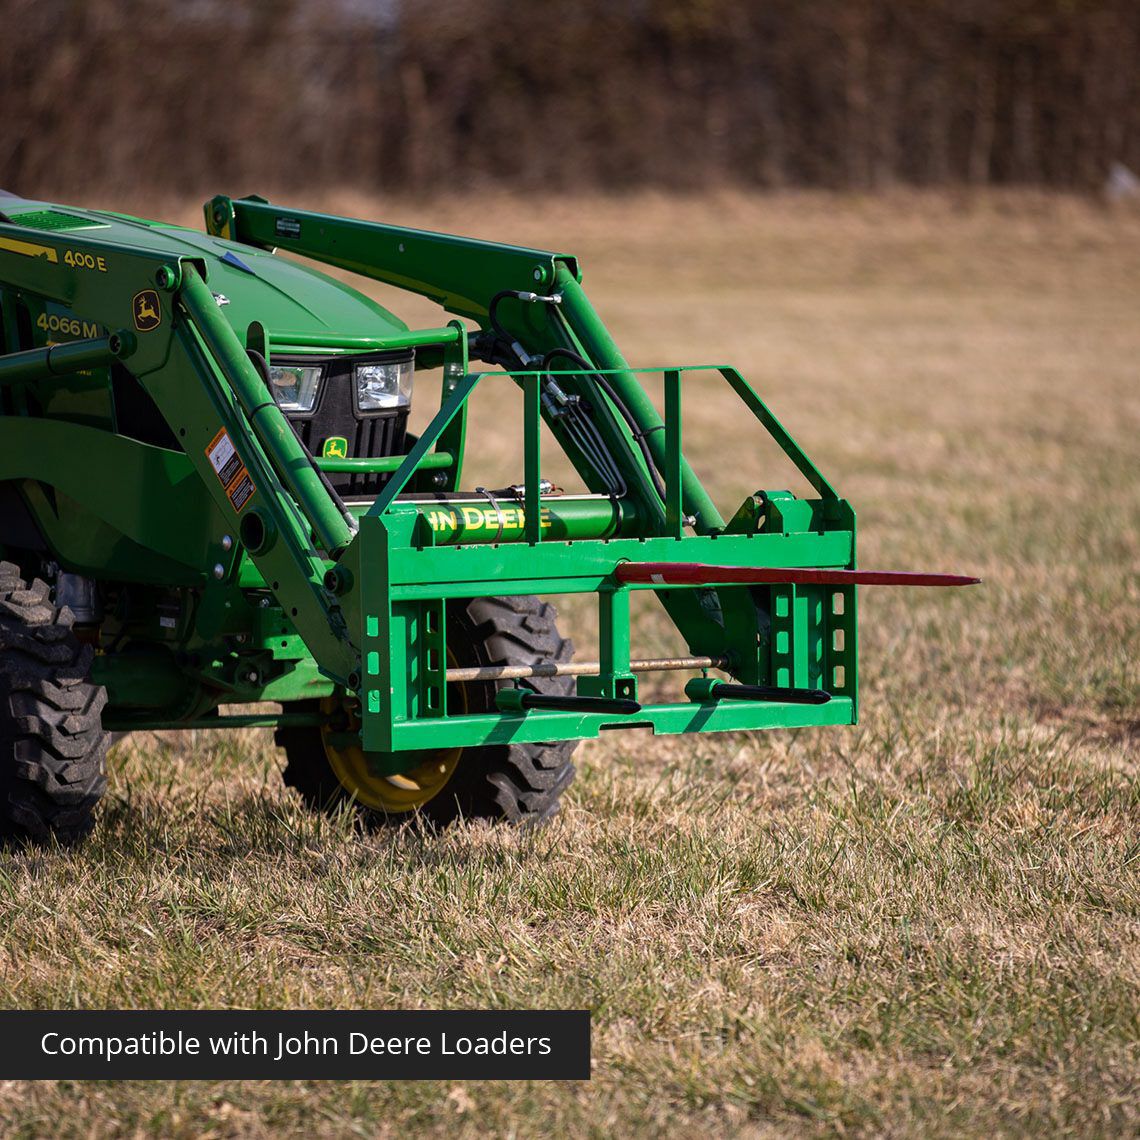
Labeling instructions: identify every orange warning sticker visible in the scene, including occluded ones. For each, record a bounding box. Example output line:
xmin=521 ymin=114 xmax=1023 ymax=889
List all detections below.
xmin=205 ymin=428 xmax=256 ymax=513
xmin=227 ymin=469 xmax=256 ymax=511
xmin=206 ymin=428 xmax=241 ymax=486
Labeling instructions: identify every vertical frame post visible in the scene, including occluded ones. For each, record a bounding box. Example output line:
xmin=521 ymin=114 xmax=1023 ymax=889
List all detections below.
xmin=578 ymin=586 xmax=637 ymax=702
xmin=523 ymin=372 xmax=542 ymax=543
xmin=664 ymin=369 xmax=683 ymax=537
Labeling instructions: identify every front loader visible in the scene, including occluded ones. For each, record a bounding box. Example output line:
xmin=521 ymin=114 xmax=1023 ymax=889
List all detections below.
xmin=0 ymin=191 xmax=975 ymax=842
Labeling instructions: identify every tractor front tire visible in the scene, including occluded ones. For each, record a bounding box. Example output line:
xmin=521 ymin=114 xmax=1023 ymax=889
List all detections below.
xmin=0 ymin=563 xmax=109 ymax=845
xmin=276 ymin=595 xmax=577 ymax=829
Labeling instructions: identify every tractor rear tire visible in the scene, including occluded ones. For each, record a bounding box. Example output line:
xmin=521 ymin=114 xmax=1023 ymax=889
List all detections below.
xmin=276 ymin=595 xmax=577 ymax=828
xmin=0 ymin=563 xmax=109 ymax=845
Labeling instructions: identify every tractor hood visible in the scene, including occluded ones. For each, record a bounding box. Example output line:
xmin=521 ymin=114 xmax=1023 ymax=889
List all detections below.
xmin=0 ymin=197 xmax=408 ymax=351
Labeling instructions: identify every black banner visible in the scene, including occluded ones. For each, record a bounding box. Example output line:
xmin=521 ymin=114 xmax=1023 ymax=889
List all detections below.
xmin=0 ymin=1010 xmax=590 ymax=1080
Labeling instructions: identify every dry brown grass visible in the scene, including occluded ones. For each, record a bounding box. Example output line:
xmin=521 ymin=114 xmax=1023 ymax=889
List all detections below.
xmin=0 ymin=190 xmax=1137 ymax=1137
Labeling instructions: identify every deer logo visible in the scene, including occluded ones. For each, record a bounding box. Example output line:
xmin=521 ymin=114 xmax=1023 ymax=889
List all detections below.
xmin=132 ymin=290 xmax=161 ymax=332
xmin=322 ymin=437 xmax=349 ymax=460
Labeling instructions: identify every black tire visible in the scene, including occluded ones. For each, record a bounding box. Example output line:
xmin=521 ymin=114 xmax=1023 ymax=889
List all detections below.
xmin=276 ymin=595 xmax=577 ymax=828
xmin=0 ymin=562 xmax=109 ymax=845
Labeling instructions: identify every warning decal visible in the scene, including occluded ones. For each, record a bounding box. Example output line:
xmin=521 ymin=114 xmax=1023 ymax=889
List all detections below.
xmin=205 ymin=428 xmax=256 ymax=513
xmin=227 ymin=470 xmax=256 ymax=512
xmin=206 ymin=429 xmax=241 ymax=486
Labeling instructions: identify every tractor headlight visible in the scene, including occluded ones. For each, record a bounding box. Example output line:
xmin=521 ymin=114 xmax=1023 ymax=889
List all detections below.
xmin=267 ymin=362 xmax=323 ymax=413
xmin=353 ymin=354 xmax=414 ymax=414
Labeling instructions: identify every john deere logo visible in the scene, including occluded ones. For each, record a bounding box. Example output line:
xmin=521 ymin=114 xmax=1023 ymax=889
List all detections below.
xmin=322 ymin=437 xmax=348 ymax=460
xmin=132 ymin=290 xmax=161 ymax=332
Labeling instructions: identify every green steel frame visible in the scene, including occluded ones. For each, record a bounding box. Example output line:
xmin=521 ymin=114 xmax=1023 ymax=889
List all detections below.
xmin=0 ymin=194 xmax=858 ymax=768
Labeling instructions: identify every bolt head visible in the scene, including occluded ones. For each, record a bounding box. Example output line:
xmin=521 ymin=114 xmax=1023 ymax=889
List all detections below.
xmin=212 ymin=563 xmax=225 ymax=580
xmin=221 ymin=534 xmax=233 ymax=551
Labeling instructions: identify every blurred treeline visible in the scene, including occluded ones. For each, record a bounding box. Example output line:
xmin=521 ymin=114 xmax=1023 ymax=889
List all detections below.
xmin=2 ymin=0 xmax=1138 ymax=197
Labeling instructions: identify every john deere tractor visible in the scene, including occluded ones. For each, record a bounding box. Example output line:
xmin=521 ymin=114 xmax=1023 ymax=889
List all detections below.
xmin=0 ymin=191 xmax=974 ymax=843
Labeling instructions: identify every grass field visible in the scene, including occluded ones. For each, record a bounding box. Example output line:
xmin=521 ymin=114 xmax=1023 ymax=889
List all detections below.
xmin=0 ymin=191 xmax=1137 ymax=1137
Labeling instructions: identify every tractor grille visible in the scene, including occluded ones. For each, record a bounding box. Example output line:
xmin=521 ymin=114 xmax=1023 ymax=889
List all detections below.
xmin=284 ymin=358 xmax=408 ymax=498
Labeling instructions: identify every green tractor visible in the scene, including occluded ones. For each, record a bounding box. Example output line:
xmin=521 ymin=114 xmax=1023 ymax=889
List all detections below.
xmin=0 ymin=191 xmax=974 ymax=843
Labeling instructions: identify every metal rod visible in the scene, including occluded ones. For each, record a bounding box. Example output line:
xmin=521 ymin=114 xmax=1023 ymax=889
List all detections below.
xmin=496 ymin=689 xmax=642 ymax=716
xmin=688 ymin=679 xmax=832 ymax=706
xmin=316 ymin=450 xmax=454 ymax=474
xmin=523 ymin=373 xmax=541 ymax=543
xmin=446 ymin=654 xmax=729 ymax=684
xmin=268 ymin=325 xmax=461 ymax=352
xmin=614 ymin=562 xmax=982 ymax=588
xmin=104 ymin=712 xmax=325 ymax=732
xmin=0 ymin=333 xmax=131 ymax=386
xmin=664 ymin=368 xmax=683 ymax=537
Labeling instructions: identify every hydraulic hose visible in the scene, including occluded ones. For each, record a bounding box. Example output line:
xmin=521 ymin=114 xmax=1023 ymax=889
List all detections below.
xmin=481 ymin=294 xmax=629 ymax=500
xmin=542 ymin=346 xmax=668 ymax=505
xmin=490 ymin=289 xmax=671 ymax=514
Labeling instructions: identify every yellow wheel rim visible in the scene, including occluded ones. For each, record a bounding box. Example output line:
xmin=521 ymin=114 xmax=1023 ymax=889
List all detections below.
xmin=319 ymin=657 xmax=467 ymax=814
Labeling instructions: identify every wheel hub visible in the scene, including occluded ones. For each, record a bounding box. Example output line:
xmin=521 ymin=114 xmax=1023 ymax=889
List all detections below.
xmin=318 ymin=657 xmax=468 ymax=813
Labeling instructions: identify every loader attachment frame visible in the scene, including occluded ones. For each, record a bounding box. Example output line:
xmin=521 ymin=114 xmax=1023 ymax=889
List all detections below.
xmin=340 ymin=363 xmax=858 ymax=759
xmin=0 ymin=194 xmax=880 ymax=768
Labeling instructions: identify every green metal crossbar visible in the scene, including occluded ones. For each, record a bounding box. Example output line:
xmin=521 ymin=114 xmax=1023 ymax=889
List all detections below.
xmin=316 ymin=451 xmax=455 ymax=475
